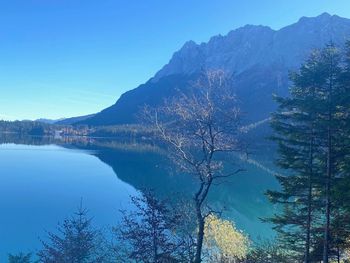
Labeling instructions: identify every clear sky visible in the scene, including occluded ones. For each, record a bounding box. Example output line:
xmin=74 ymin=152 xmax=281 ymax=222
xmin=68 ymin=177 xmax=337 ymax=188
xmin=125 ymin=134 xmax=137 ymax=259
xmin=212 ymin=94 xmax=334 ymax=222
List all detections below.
xmin=1 ymin=0 xmax=350 ymax=120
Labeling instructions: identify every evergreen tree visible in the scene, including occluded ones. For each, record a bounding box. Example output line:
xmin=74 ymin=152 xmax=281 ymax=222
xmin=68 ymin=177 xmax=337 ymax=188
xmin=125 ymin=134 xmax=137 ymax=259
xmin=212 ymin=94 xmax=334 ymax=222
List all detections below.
xmin=115 ymin=191 xmax=185 ymax=262
xmin=329 ymin=40 xmax=350 ymax=262
xmin=267 ymin=50 xmax=325 ymax=262
xmin=268 ymin=43 xmax=350 ymax=262
xmin=8 ymin=253 xmax=33 ymax=263
xmin=37 ymin=204 xmax=108 ymax=263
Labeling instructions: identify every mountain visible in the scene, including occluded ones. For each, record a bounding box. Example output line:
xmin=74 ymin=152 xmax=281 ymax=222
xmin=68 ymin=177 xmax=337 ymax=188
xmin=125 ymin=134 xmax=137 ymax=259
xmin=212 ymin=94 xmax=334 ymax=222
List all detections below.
xmin=36 ymin=118 xmax=65 ymax=124
xmin=35 ymin=114 xmax=95 ymax=125
xmin=55 ymin=114 xmax=96 ymax=125
xmin=80 ymin=13 xmax=350 ymax=126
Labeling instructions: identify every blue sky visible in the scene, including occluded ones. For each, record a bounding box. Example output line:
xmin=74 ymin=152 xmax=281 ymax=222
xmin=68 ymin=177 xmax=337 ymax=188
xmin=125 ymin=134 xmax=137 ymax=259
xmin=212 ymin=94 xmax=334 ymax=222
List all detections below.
xmin=1 ymin=0 xmax=350 ymax=120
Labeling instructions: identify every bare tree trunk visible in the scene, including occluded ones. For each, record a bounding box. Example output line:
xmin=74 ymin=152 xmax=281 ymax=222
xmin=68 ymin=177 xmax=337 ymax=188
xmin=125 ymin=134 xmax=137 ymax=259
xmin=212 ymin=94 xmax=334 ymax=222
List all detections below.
xmin=194 ymin=204 xmax=205 ymax=263
xmin=337 ymin=246 xmax=340 ymax=263
xmin=305 ymin=135 xmax=314 ymax=263
xmin=194 ymin=179 xmax=212 ymax=263
xmin=305 ymin=171 xmax=312 ymax=263
xmin=322 ymin=49 xmax=337 ymax=263
xmin=323 ymin=66 xmax=334 ymax=263
xmin=153 ymin=236 xmax=158 ymax=263
xmin=323 ymin=128 xmax=331 ymax=263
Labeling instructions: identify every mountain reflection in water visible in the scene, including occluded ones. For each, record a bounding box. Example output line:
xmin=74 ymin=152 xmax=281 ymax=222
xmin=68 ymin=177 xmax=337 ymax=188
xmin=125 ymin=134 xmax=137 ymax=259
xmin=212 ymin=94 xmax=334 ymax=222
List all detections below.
xmin=0 ymin=133 xmax=279 ymax=258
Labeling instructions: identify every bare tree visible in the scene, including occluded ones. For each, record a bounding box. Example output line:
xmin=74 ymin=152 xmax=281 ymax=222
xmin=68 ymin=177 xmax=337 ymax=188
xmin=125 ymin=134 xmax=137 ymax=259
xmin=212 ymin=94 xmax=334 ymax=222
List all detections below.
xmin=145 ymin=70 xmax=244 ymax=263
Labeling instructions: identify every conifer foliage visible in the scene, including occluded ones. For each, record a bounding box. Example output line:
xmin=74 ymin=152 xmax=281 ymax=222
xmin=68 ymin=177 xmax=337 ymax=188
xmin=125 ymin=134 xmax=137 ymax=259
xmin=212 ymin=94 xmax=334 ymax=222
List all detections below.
xmin=37 ymin=204 xmax=107 ymax=263
xmin=115 ymin=191 xmax=185 ymax=262
xmin=268 ymin=42 xmax=350 ymax=263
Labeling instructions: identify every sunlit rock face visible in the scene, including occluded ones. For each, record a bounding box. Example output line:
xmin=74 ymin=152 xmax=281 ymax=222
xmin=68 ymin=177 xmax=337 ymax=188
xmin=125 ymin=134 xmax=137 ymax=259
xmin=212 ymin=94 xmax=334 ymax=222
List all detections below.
xmin=82 ymin=13 xmax=350 ymax=126
xmin=155 ymin=13 xmax=350 ymax=79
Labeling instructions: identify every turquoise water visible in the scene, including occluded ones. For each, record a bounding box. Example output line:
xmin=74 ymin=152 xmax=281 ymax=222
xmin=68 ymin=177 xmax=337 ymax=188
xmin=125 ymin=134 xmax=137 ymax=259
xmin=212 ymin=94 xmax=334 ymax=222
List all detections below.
xmin=0 ymin=143 xmax=137 ymax=260
xmin=0 ymin=137 xmax=279 ymax=260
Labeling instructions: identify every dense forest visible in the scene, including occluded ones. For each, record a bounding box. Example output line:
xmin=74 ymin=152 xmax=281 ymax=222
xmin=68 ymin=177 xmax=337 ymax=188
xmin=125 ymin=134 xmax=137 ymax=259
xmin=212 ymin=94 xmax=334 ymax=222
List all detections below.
xmin=0 ymin=121 xmax=156 ymax=141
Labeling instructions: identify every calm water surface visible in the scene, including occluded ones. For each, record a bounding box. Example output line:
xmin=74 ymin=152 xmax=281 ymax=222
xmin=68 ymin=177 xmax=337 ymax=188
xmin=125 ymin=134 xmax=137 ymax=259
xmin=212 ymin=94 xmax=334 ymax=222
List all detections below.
xmin=0 ymin=137 xmax=279 ymax=260
xmin=0 ymin=143 xmax=137 ymax=260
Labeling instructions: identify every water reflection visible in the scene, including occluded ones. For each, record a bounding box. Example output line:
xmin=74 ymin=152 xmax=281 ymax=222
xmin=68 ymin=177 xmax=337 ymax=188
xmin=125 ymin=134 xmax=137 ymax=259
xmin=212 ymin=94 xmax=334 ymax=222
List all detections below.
xmin=0 ymin=133 xmax=279 ymax=241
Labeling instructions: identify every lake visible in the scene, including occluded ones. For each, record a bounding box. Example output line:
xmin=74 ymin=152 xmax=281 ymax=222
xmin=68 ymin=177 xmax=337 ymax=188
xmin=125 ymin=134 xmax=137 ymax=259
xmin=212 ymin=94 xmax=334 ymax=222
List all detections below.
xmin=0 ymin=135 xmax=279 ymax=261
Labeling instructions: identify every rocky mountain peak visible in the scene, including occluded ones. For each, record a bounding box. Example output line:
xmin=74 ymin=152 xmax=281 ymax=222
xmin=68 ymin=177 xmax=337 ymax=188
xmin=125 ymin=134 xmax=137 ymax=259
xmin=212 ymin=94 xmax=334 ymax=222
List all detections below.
xmin=154 ymin=13 xmax=350 ymax=81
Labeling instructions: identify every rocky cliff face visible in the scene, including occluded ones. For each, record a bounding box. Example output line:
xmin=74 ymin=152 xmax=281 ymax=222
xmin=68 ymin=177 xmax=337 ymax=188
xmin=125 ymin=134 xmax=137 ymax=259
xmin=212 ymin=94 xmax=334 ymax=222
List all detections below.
xmin=155 ymin=13 xmax=350 ymax=78
xmin=81 ymin=13 xmax=350 ymax=126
